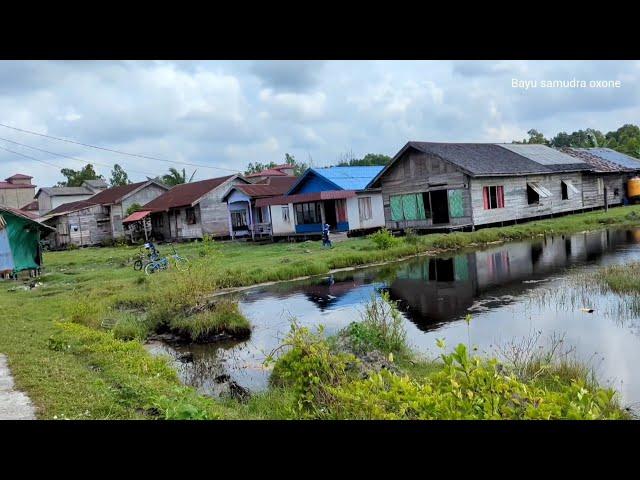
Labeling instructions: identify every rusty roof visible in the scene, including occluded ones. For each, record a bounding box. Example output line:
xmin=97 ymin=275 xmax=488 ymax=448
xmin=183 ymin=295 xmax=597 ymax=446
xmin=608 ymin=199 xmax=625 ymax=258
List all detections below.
xmin=560 ymin=147 xmax=631 ymax=172
xmin=142 ymin=175 xmax=236 ymax=212
xmin=256 ymin=189 xmax=356 ymax=207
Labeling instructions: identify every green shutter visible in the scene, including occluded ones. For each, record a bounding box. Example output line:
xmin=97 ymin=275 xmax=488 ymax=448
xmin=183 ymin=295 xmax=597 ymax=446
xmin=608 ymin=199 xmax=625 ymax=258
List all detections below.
xmin=454 ymin=255 xmax=469 ymax=281
xmin=416 ymin=194 xmax=426 ymax=220
xmin=402 ymin=194 xmax=418 ymax=220
xmin=448 ymin=190 xmax=464 ymax=218
xmin=390 ymin=195 xmax=404 ymax=221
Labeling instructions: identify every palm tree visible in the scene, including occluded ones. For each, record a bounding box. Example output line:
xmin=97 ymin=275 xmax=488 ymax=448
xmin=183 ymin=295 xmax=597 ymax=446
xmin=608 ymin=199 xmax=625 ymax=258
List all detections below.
xmin=162 ymin=168 xmax=197 ymax=186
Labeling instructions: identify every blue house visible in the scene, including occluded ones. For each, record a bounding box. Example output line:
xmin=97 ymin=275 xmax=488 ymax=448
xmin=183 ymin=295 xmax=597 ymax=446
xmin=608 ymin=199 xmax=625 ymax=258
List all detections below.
xmin=256 ymin=166 xmax=386 ymax=237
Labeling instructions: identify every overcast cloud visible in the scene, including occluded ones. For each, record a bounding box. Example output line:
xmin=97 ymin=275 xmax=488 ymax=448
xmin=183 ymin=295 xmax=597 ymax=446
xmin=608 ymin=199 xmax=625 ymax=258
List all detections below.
xmin=1 ymin=60 xmax=639 ymax=188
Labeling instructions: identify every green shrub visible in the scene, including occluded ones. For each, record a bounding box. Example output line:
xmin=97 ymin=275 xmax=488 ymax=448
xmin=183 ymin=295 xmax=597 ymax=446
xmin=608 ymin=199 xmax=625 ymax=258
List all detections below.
xmin=268 ymin=323 xmax=357 ymax=415
xmin=369 ymin=228 xmax=399 ymax=250
xmin=326 ymin=343 xmax=626 ymax=420
xmin=169 ymin=300 xmax=251 ymax=342
xmin=404 ymin=228 xmax=420 ymax=245
xmin=342 ymin=292 xmax=408 ymax=355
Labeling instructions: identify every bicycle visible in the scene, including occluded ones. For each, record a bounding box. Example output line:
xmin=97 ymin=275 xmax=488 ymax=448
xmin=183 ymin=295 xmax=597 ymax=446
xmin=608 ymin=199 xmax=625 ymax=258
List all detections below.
xmin=133 ymin=243 xmax=160 ymax=271
xmin=144 ymin=243 xmax=189 ymax=275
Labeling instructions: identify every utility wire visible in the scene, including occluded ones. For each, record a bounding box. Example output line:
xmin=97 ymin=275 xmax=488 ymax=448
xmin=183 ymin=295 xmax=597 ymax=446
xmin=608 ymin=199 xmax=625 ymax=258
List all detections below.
xmin=0 ymin=122 xmax=240 ymax=173
xmin=0 ymin=136 xmax=158 ymax=178
xmin=0 ymin=144 xmax=67 ymax=170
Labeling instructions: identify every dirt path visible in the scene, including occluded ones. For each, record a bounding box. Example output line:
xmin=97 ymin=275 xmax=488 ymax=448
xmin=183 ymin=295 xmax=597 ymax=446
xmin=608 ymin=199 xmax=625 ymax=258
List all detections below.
xmin=0 ymin=355 xmax=36 ymax=420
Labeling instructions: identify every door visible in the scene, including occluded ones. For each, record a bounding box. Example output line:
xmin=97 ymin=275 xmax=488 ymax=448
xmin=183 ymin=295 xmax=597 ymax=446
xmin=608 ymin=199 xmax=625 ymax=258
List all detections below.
xmin=430 ymin=190 xmax=449 ymax=224
xmin=323 ymin=200 xmax=337 ymax=229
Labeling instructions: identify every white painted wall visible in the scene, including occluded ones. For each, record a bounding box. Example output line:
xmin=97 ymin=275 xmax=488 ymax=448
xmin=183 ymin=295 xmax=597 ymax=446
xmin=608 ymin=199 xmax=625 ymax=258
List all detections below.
xmin=270 ymin=202 xmax=295 ymax=235
xmin=346 ymin=193 xmax=385 ymax=231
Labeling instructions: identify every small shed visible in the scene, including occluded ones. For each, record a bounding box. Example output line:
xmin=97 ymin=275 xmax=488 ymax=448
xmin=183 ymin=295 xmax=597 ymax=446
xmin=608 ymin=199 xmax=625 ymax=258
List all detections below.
xmin=0 ymin=205 xmax=54 ymax=277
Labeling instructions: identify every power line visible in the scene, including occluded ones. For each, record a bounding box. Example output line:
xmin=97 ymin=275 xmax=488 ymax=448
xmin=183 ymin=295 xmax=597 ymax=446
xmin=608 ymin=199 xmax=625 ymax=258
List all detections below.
xmin=0 ymin=136 xmax=158 ymax=178
xmin=0 ymin=122 xmax=240 ymax=173
xmin=0 ymin=144 xmax=66 ymax=170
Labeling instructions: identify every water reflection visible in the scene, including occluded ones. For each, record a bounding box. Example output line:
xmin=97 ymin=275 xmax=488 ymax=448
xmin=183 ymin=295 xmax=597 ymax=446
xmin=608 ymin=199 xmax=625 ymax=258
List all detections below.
xmin=151 ymin=228 xmax=640 ymax=404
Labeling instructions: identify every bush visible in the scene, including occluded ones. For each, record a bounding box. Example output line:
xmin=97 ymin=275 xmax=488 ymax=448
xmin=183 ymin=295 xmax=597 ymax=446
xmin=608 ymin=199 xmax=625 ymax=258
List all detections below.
xmin=403 ymin=228 xmax=420 ymax=245
xmin=168 ymin=299 xmax=251 ymax=342
xmin=342 ymin=292 xmax=408 ymax=356
xmin=113 ymin=314 xmax=150 ymax=341
xmin=369 ymin=228 xmax=399 ymax=250
xmin=326 ymin=343 xmax=626 ymax=420
xmin=268 ymin=323 xmax=357 ymax=415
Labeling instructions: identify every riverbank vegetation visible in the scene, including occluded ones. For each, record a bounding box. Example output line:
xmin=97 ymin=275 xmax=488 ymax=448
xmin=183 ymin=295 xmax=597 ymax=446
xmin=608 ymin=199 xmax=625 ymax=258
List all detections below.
xmin=235 ymin=295 xmax=627 ymax=420
xmin=2 ymin=205 xmax=640 ymax=419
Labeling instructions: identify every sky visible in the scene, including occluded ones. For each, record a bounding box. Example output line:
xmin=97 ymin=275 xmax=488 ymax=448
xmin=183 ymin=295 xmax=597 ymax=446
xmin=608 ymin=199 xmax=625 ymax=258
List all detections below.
xmin=1 ymin=60 xmax=639 ymax=188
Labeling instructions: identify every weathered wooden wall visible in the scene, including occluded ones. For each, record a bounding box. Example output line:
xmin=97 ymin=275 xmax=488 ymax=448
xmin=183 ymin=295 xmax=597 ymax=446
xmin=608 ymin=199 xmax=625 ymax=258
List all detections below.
xmin=470 ymin=172 xmax=584 ymax=225
xmin=378 ymin=150 xmax=473 ymax=229
xmin=582 ymin=173 xmax=625 ymax=209
xmin=198 ymin=178 xmax=246 ymax=237
xmin=46 ymin=205 xmax=110 ymax=248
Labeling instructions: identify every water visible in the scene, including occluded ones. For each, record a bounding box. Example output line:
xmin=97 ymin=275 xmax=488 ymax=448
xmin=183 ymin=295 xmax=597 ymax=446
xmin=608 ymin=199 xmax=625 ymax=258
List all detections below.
xmin=152 ymin=228 xmax=640 ymax=407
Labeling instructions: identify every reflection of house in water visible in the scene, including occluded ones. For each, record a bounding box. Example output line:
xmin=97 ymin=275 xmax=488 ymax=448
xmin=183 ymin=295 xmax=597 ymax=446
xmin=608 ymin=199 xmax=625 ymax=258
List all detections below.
xmin=387 ymin=229 xmax=639 ymax=332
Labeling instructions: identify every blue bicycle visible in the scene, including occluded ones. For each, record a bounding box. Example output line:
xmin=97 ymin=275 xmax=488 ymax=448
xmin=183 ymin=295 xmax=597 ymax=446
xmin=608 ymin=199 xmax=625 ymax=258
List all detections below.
xmin=144 ymin=243 xmax=190 ymax=275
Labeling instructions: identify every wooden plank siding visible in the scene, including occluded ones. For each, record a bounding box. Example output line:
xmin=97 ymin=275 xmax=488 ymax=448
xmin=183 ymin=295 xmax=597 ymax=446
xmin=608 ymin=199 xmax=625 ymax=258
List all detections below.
xmin=45 ymin=205 xmax=111 ymax=249
xmin=470 ymin=172 xmax=584 ymax=226
xmin=379 ymin=150 xmax=473 ymax=230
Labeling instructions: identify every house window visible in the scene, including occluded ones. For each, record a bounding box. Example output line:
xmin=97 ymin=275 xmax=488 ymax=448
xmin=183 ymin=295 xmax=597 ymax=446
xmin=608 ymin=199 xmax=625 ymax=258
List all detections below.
xmin=358 ymin=197 xmax=372 ymax=221
xmin=295 ymin=202 xmax=322 ymax=225
xmin=614 ymin=188 xmax=620 ymax=197
xmin=281 ymin=206 xmax=290 ymax=223
xmin=231 ymin=211 xmax=247 ymax=229
xmin=482 ymin=186 xmax=504 ymax=210
xmin=70 ymin=224 xmax=79 ymax=233
xmin=152 ymin=214 xmax=164 ymax=228
xmin=526 ymin=183 xmax=551 ymax=205
xmin=561 ymin=180 xmax=579 ymax=200
xmin=186 ymin=207 xmax=196 ymax=225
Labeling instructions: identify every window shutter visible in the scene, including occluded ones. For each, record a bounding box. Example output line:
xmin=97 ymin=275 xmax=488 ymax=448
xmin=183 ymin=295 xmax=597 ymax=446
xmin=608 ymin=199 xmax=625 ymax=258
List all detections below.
xmin=483 ymin=187 xmax=490 ymax=210
xmin=497 ymin=186 xmax=504 ymax=208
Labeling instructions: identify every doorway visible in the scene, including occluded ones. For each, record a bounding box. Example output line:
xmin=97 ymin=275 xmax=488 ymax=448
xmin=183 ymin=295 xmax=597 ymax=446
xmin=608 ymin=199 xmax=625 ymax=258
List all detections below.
xmin=323 ymin=200 xmax=337 ymax=229
xmin=430 ymin=190 xmax=449 ymax=224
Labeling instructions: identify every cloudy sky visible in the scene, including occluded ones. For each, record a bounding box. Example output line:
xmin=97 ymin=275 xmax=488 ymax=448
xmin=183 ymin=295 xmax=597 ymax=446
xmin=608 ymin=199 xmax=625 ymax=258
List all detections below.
xmin=1 ymin=60 xmax=639 ymax=188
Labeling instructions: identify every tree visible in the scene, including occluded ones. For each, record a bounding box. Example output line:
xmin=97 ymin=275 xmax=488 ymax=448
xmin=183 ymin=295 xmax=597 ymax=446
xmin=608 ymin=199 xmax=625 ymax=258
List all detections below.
xmin=244 ymin=161 xmax=277 ymax=175
xmin=513 ymin=129 xmax=549 ymax=145
xmin=57 ymin=164 xmax=103 ymax=187
xmin=110 ymin=164 xmax=131 ymax=187
xmin=244 ymin=153 xmax=309 ymax=176
xmin=126 ymin=203 xmax=142 ymax=216
xmin=162 ymin=167 xmax=196 ymax=186
xmin=337 ymin=152 xmax=392 ymax=167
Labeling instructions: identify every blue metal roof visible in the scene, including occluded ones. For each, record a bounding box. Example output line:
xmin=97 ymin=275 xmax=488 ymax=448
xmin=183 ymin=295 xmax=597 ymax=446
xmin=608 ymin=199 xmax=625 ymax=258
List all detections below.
xmin=308 ymin=166 xmax=384 ymax=191
xmin=582 ymin=148 xmax=640 ymax=170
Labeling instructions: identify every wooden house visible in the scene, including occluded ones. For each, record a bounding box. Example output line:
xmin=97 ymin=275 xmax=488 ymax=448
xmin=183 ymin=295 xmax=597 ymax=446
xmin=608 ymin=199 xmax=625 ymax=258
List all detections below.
xmin=35 ymin=179 xmax=107 ymax=216
xmin=561 ymin=147 xmax=640 ymax=207
xmin=255 ymin=166 xmax=386 ymax=238
xmin=139 ymin=174 xmax=246 ymax=241
xmin=366 ymin=142 xmax=640 ymax=232
xmin=43 ymin=179 xmax=168 ymax=248
xmin=222 ymin=176 xmax=298 ymax=239
xmin=0 ymin=174 xmax=36 ymax=210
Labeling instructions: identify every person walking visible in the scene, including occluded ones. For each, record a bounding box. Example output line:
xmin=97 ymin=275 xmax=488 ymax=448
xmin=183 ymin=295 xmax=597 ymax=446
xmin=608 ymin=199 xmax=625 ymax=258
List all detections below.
xmin=322 ymin=223 xmax=332 ymax=248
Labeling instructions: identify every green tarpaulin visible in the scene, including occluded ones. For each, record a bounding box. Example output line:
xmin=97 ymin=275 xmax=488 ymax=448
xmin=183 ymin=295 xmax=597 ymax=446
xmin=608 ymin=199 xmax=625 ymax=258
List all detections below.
xmin=448 ymin=190 xmax=464 ymax=218
xmin=416 ymin=194 xmax=426 ymax=220
xmin=402 ymin=194 xmax=418 ymax=220
xmin=0 ymin=211 xmax=43 ymax=272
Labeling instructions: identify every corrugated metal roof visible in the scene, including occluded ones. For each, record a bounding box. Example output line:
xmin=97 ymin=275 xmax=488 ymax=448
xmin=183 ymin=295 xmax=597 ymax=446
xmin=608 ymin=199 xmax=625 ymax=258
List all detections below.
xmin=0 ymin=181 xmax=34 ymax=190
xmin=142 ymin=175 xmax=235 ymax=211
xmin=498 ymin=144 xmax=583 ymax=165
xmin=583 ymin=148 xmax=640 ymax=170
xmin=45 ymin=200 xmax=98 ymax=216
xmin=37 ymin=186 xmax=94 ymax=197
xmin=256 ymin=190 xmax=357 ymax=207
xmin=123 ymin=210 xmax=151 ymax=223
xmin=560 ymin=148 xmax=625 ymax=172
xmin=310 ymin=166 xmax=384 ymax=190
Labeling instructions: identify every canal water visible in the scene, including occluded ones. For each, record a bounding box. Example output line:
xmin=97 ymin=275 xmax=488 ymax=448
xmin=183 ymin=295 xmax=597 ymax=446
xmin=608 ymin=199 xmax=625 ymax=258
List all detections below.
xmin=149 ymin=228 xmax=640 ymax=407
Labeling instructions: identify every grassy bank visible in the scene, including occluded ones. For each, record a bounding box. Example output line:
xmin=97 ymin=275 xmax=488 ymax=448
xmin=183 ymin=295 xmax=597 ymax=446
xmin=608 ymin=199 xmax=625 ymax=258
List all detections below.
xmin=2 ymin=205 xmax=640 ymax=419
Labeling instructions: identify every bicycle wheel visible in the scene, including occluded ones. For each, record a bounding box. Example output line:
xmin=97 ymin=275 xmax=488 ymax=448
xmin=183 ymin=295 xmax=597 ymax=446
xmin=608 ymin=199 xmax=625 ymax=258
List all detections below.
xmin=144 ymin=262 xmax=158 ymax=275
xmin=174 ymin=256 xmax=190 ymax=271
xmin=133 ymin=259 xmax=143 ymax=271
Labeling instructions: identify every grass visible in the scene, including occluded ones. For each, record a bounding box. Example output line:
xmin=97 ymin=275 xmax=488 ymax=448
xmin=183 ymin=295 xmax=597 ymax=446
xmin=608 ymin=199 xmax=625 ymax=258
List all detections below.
xmin=1 ymin=205 xmax=640 ymax=419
